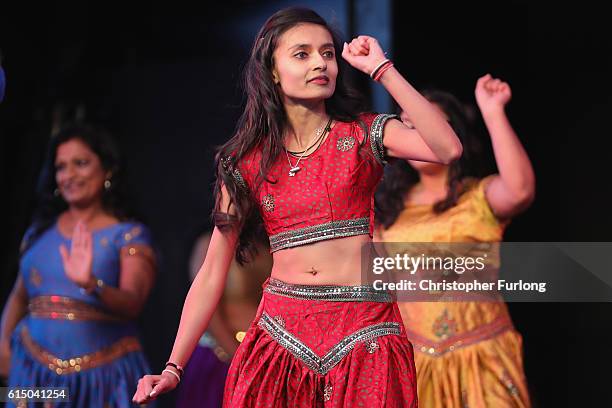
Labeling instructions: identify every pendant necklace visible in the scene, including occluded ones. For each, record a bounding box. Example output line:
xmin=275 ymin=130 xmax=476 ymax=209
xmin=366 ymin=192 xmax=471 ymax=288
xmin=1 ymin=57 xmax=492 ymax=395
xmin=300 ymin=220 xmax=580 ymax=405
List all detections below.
xmin=284 ymin=117 xmax=332 ymax=177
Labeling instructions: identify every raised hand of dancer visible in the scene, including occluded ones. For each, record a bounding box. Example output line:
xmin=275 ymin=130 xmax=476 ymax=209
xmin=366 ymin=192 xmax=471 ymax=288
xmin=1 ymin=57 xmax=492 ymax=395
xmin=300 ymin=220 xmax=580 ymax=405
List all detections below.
xmin=475 ymin=73 xmax=512 ymax=115
xmin=341 ymin=35 xmax=387 ymax=75
xmin=474 ymin=74 xmax=535 ymax=218
xmin=59 ymin=221 xmax=94 ymax=290
xmin=342 ymin=35 xmax=462 ymax=164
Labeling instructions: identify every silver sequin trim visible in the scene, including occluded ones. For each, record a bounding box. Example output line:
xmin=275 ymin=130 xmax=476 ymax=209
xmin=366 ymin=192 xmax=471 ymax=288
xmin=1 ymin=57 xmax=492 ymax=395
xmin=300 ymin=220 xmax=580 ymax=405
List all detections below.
xmin=265 ymin=278 xmax=392 ymax=303
xmin=324 ymin=384 xmax=333 ymax=401
xmin=221 ymin=156 xmax=248 ymax=190
xmin=365 ymin=339 xmax=380 ymax=353
xmin=273 ymin=315 xmax=285 ymax=328
xmin=336 ymin=136 xmax=355 ymax=152
xmin=262 ymin=194 xmax=275 ymax=212
xmin=258 ymin=312 xmax=401 ymax=375
xmin=370 ymin=114 xmax=399 ymax=165
xmin=269 ymin=217 xmax=370 ymax=252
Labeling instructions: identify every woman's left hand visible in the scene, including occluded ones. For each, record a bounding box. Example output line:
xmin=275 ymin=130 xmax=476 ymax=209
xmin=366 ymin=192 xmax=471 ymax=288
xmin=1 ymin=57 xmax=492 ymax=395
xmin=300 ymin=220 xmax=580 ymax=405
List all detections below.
xmin=341 ymin=35 xmax=388 ymax=76
xmin=59 ymin=221 xmax=95 ymax=290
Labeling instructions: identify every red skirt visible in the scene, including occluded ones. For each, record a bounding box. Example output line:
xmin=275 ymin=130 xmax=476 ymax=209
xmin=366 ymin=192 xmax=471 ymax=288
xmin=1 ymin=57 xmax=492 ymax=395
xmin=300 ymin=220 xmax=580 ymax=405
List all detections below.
xmin=223 ymin=278 xmax=418 ymax=407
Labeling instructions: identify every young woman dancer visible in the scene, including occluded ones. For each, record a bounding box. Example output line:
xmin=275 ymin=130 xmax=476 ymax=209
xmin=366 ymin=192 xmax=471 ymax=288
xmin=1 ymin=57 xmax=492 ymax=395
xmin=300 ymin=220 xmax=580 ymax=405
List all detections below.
xmin=133 ymin=7 xmax=462 ymax=407
xmin=376 ymin=76 xmax=534 ymax=407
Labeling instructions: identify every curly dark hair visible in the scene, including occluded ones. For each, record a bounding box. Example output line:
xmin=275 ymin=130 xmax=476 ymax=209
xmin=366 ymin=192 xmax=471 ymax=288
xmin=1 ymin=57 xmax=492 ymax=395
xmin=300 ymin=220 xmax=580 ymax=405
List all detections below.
xmin=26 ymin=123 xmax=130 ymax=249
xmin=375 ymin=90 xmax=484 ymax=229
xmin=213 ymin=7 xmax=367 ymax=264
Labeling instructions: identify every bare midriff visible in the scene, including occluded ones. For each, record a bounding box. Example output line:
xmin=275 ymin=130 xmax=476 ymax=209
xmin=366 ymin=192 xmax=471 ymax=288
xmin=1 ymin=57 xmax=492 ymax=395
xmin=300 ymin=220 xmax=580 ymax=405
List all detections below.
xmin=271 ymin=234 xmax=373 ymax=286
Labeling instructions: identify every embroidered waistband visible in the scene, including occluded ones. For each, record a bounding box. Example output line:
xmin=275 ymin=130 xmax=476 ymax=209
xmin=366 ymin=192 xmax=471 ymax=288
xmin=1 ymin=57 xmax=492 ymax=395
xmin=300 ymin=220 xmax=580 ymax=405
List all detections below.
xmin=20 ymin=326 xmax=141 ymax=375
xmin=265 ymin=278 xmax=392 ymax=303
xmin=28 ymin=296 xmax=122 ymax=322
xmin=258 ymin=312 xmax=400 ymax=375
xmin=406 ymin=315 xmax=514 ymax=357
xmin=269 ymin=217 xmax=370 ymax=252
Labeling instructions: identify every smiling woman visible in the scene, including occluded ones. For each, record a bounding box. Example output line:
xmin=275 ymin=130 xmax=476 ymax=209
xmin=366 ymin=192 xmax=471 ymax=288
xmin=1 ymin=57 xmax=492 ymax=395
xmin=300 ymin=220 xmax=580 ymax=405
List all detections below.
xmin=32 ymin=124 xmax=128 ymax=240
xmin=0 ymin=124 xmax=156 ymax=408
xmin=54 ymin=138 xmax=111 ymax=207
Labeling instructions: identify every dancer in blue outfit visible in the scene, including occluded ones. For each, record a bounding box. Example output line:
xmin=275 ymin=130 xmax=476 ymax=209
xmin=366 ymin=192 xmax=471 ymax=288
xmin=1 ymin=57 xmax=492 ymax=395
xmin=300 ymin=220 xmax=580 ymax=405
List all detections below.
xmin=1 ymin=124 xmax=156 ymax=407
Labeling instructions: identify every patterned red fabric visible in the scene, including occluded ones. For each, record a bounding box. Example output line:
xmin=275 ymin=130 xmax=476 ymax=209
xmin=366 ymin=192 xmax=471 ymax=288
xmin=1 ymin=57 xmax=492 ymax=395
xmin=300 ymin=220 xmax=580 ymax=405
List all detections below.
xmin=237 ymin=113 xmax=384 ymax=239
xmin=223 ymin=281 xmax=418 ymax=407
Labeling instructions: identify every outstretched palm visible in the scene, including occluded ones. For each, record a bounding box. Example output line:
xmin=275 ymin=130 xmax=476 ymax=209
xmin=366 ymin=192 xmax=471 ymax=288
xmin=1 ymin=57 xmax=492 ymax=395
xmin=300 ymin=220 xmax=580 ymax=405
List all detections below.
xmin=59 ymin=221 xmax=93 ymax=288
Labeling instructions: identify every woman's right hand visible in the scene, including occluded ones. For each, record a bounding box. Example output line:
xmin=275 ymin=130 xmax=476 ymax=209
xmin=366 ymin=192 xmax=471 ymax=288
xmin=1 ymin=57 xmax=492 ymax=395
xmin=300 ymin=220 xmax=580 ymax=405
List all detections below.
xmin=59 ymin=221 xmax=94 ymax=289
xmin=132 ymin=370 xmax=179 ymax=404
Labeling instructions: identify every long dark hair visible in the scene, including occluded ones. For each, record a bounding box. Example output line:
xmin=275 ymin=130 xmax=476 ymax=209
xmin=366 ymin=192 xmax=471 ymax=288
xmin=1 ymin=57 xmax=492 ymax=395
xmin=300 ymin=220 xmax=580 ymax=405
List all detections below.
xmin=213 ymin=7 xmax=366 ymax=263
xmin=26 ymin=123 xmax=129 ymax=249
xmin=375 ymin=90 xmax=484 ymax=229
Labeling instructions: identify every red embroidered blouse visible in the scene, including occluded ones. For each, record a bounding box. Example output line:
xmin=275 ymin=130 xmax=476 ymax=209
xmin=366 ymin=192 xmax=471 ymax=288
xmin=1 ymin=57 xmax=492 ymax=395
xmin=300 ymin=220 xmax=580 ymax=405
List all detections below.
xmin=229 ymin=113 xmax=398 ymax=252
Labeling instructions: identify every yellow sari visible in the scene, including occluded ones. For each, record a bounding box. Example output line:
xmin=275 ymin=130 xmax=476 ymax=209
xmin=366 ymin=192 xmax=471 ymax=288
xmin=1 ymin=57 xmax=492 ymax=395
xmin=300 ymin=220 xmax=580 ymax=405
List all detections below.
xmin=377 ymin=177 xmax=530 ymax=408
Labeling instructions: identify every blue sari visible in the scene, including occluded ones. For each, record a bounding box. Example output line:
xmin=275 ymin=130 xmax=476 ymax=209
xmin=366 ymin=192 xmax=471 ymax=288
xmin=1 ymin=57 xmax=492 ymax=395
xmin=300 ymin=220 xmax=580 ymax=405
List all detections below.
xmin=8 ymin=221 xmax=155 ymax=408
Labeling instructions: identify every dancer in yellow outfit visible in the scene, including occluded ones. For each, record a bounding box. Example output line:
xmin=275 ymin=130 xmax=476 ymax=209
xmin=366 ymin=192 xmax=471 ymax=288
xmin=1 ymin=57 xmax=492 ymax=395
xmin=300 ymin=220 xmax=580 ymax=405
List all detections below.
xmin=375 ymin=75 xmax=535 ymax=407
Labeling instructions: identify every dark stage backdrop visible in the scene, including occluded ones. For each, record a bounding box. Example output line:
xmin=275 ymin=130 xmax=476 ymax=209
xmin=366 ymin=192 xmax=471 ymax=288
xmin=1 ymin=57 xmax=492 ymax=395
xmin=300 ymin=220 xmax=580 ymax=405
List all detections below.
xmin=1 ymin=1 xmax=611 ymax=407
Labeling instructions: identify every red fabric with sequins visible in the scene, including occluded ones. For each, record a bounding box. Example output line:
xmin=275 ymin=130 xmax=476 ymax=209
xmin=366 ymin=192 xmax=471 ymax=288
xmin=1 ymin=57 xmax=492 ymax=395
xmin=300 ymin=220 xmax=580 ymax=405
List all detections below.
xmin=223 ymin=280 xmax=418 ymax=407
xmin=237 ymin=113 xmax=386 ymax=250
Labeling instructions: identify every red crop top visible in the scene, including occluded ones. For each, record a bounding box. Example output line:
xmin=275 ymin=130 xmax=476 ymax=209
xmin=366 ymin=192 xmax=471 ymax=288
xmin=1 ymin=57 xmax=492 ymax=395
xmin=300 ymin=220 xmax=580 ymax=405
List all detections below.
xmin=228 ymin=112 xmax=399 ymax=252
